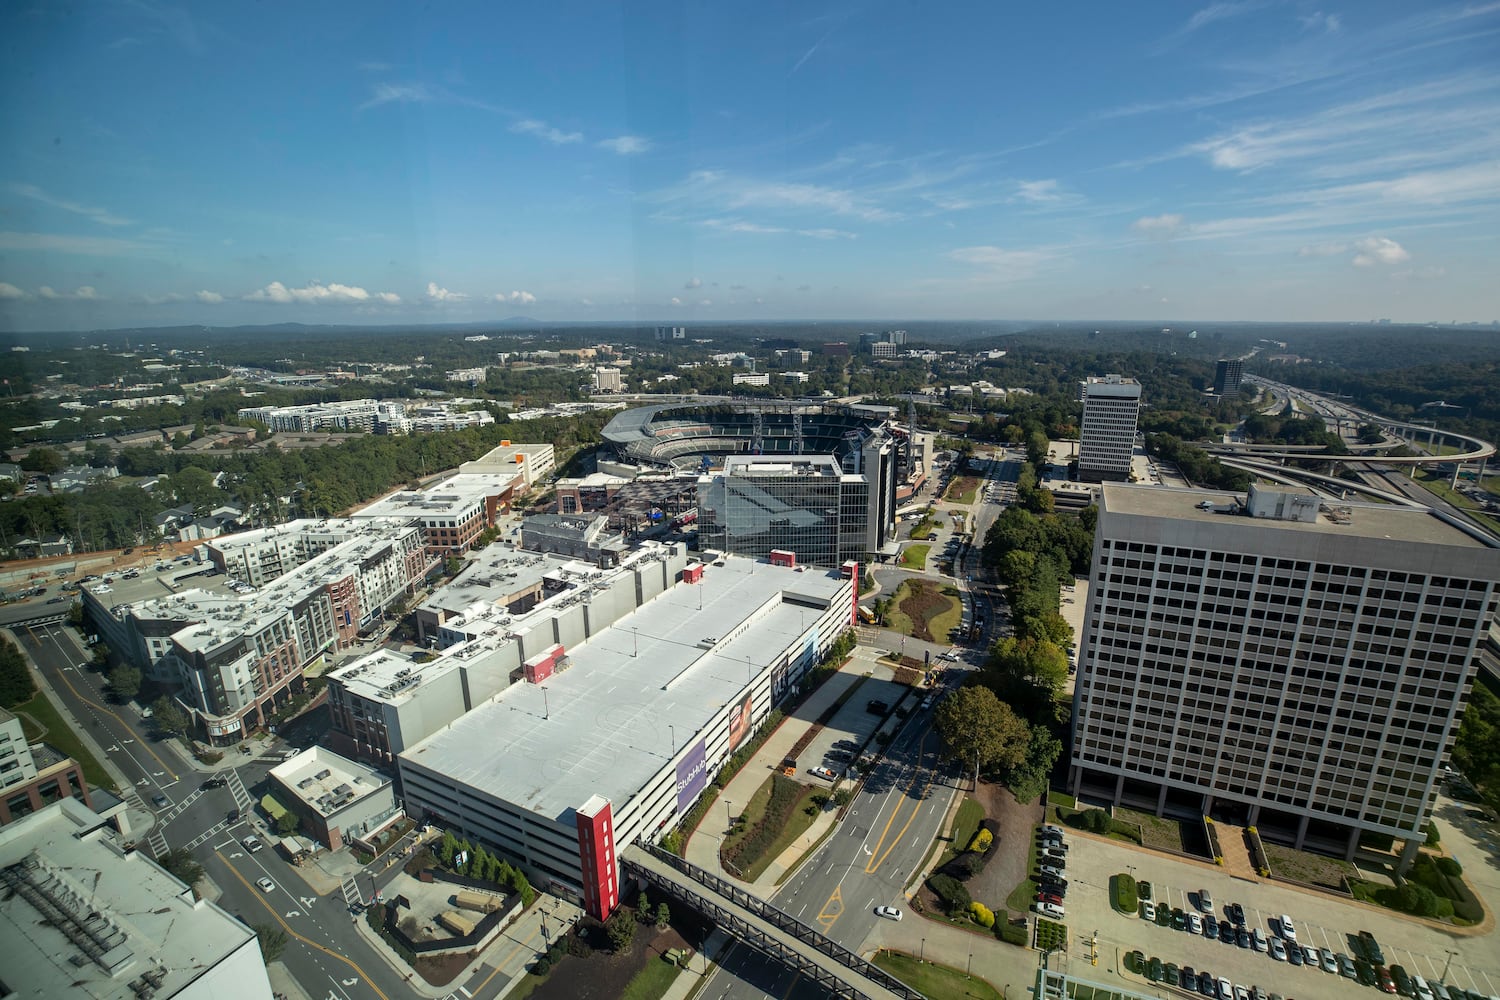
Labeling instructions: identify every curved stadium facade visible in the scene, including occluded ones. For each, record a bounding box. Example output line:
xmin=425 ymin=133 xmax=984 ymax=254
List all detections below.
xmin=600 ymin=400 xmax=907 ymax=566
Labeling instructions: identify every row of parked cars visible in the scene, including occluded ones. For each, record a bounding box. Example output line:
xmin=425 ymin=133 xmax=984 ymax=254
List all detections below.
xmin=1032 ymin=824 xmax=1069 ymax=919
xmin=1137 ymin=891 xmax=1490 ymax=999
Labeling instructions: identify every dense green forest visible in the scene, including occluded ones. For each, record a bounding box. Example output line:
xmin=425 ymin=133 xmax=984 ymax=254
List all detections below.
xmin=0 ymin=409 xmax=612 ymax=554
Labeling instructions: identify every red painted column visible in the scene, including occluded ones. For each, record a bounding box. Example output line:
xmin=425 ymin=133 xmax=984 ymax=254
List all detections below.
xmin=575 ymin=796 xmax=618 ymax=919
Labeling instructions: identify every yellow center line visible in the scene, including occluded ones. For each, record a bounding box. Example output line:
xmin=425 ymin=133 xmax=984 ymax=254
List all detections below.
xmin=42 ymin=630 xmax=179 ymax=781
xmin=473 ymin=922 xmax=542 ymax=995
xmin=215 ymin=849 xmax=389 ymax=1000
xmin=816 ymin=884 xmax=844 ymax=933
xmin=863 ymin=729 xmax=931 ymax=874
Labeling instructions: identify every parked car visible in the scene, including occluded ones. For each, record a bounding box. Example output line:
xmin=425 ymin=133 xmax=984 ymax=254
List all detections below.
xmin=1376 ymin=965 xmax=1397 ymax=994
xmin=1036 ymin=892 xmax=1063 ymax=906
xmin=1040 ymin=852 xmax=1066 ymax=868
xmin=809 ymin=766 xmax=838 ymax=780
xmin=1236 ymin=927 xmax=1251 ymax=948
xmin=874 ymin=906 xmax=903 ymax=921
xmin=1172 ymin=907 xmax=1188 ymax=930
xmin=1219 ymin=921 xmax=1236 ymax=944
xmin=1227 ymin=902 xmax=1245 ymax=925
xmin=1300 ymin=944 xmax=1320 ymax=966
xmin=1141 ymin=901 xmax=1157 ymax=922
xmin=1268 ymin=937 xmax=1286 ymax=961
xmin=1359 ymin=930 xmax=1386 ymax=964
xmin=1251 ymin=927 xmax=1267 ymax=952
xmin=1188 ymin=912 xmax=1202 ymax=934
xmin=1034 ymin=901 xmax=1064 ymax=919
xmin=1039 ymin=864 xmax=1065 ymax=880
xmin=1319 ymin=948 xmax=1338 ymax=973
xmin=1197 ymin=970 xmax=1215 ymax=996
xmin=1338 ymin=953 xmax=1358 ymax=979
xmin=1216 ymin=978 xmax=1232 ymax=1000
xmin=1198 ymin=888 xmax=1214 ymax=912
xmin=1203 ymin=914 xmax=1218 ymax=938
xmin=1390 ymin=965 xmax=1413 ymax=996
xmin=1276 ymin=914 xmax=1297 ymax=940
xmin=1287 ymin=941 xmax=1304 ymax=966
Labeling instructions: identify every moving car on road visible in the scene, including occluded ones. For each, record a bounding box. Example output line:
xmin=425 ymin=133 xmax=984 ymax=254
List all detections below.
xmin=874 ymin=906 xmax=903 ymax=921
xmin=256 ymin=877 xmax=275 ymax=893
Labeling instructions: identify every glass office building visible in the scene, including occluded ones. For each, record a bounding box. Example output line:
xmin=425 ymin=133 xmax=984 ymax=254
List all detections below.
xmin=698 ymin=456 xmax=871 ymax=566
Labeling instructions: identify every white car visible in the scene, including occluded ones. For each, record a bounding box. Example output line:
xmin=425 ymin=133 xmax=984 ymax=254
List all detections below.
xmin=1141 ymin=901 xmax=1157 ymax=921
xmin=874 ymin=906 xmax=903 ymax=921
xmin=1188 ymin=912 xmax=1202 ymax=934
xmin=1034 ymin=901 xmax=1064 ymax=919
xmin=1277 ymin=913 xmax=1296 ymax=940
xmin=256 ymin=877 xmax=275 ymax=893
xmin=809 ymin=766 xmax=838 ymax=781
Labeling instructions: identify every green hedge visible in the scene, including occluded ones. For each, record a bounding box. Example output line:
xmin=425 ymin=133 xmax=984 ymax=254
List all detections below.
xmin=1111 ymin=873 xmax=1138 ymax=913
xmin=928 ymin=874 xmax=971 ymax=916
xmin=723 ymin=775 xmax=803 ymax=870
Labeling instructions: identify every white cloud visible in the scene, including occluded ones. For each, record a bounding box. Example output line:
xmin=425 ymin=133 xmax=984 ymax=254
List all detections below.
xmin=493 ymin=290 xmax=536 ymax=305
xmin=1181 ymin=2 xmax=1262 ymax=35
xmin=358 ymin=83 xmax=436 ymax=111
xmin=797 ymin=227 xmax=856 ymax=240
xmin=375 ymin=291 xmax=402 ymax=304
xmin=512 ymin=119 xmax=583 ymax=145
xmin=1299 ymin=11 xmax=1342 ymax=32
xmin=1351 ymin=237 xmax=1411 ymax=266
xmin=677 ymin=169 xmax=895 ymax=222
xmin=244 ymin=280 xmax=395 ymax=304
xmin=699 ymin=299 xmax=712 ymax=306
xmin=32 ymin=285 xmax=100 ymax=301
xmin=0 ymin=231 xmax=151 ymax=256
xmin=1132 ymin=213 xmax=1185 ymax=236
xmin=684 ymin=277 xmax=702 ymax=289
xmin=670 ymin=296 xmax=683 ymax=306
xmin=1013 ymin=179 xmax=1063 ymax=204
xmin=598 ymin=135 xmax=651 ymax=155
xmin=195 ymin=290 xmax=224 ymax=303
xmin=1297 ymin=241 xmax=1349 ymax=257
xmin=947 ymin=245 xmax=1056 ymax=279
xmin=9 ymin=183 xmax=133 ymax=226
xmin=0 ymin=282 xmax=27 ymax=299
xmin=425 ymin=281 xmax=467 ymax=302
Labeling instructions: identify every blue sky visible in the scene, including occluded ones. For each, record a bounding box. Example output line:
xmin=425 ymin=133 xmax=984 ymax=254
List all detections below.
xmin=2 ymin=1 xmax=1498 ymax=332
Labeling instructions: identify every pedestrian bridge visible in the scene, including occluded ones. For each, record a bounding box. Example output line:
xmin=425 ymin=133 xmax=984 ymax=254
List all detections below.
xmin=621 ymin=843 xmax=923 ymax=1000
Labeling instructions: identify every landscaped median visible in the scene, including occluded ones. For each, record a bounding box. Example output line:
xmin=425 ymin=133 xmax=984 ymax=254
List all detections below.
xmin=720 ymin=774 xmax=829 ymax=881
xmin=872 ymin=949 xmax=1004 ymax=1000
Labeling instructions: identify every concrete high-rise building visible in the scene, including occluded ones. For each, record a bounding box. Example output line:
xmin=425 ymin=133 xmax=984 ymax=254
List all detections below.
xmin=1078 ymin=374 xmax=1142 ymax=482
xmin=592 ymin=367 xmax=623 ymax=393
xmin=1070 ymin=483 xmax=1500 ymax=865
xmin=655 ymin=326 xmax=687 ymax=341
xmin=1214 ymin=359 xmax=1244 ymax=396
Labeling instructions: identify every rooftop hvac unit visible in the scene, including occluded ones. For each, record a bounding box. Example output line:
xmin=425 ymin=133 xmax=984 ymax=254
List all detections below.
xmin=314 ymin=768 xmax=332 ymax=780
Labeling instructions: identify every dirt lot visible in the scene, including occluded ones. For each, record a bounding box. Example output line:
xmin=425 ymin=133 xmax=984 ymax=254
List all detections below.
xmin=967 ymin=780 xmax=1044 ymax=918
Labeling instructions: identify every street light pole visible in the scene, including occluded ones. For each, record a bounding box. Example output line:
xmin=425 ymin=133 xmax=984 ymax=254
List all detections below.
xmin=920 ymin=937 xmax=925 ymax=964
xmin=668 ymin=724 xmax=675 ymax=752
xmin=1442 ymin=948 xmax=1459 ymax=980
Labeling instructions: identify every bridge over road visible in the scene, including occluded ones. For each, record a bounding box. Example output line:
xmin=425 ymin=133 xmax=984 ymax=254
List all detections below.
xmin=621 ymin=843 xmax=923 ymax=1000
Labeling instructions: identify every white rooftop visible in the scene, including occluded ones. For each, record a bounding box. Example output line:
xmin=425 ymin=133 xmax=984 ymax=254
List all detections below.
xmin=401 ymin=556 xmax=846 ymax=821
xmin=0 ymin=799 xmax=269 ymax=1000
xmin=271 ymin=746 xmax=390 ymax=815
xmin=418 ymin=545 xmax=575 ymax=616
xmin=357 ymin=472 xmax=523 ymax=519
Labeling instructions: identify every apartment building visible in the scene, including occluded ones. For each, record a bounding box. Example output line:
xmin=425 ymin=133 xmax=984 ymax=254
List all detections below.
xmin=1070 ymin=483 xmax=1500 ymax=865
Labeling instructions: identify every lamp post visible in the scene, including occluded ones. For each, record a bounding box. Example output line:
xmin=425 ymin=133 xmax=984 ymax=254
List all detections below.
xmin=632 ymin=626 xmax=638 ymax=658
xmin=668 ymin=724 xmax=675 ymax=752
xmin=1442 ymin=948 xmax=1459 ymax=981
xmin=920 ymin=937 xmax=925 ymax=964
xmin=725 ymin=799 xmax=733 ymax=831
xmin=966 ymin=950 xmax=972 ymax=979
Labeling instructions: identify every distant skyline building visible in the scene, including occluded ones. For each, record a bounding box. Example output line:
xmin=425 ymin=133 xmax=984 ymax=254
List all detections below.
xmin=1071 ymin=483 xmax=1500 ymax=866
xmin=1077 ymin=374 xmax=1142 ymax=482
xmin=655 ymin=326 xmax=687 ymax=341
xmin=592 ymin=367 xmax=623 ymax=393
xmin=1214 ymin=359 xmax=1244 ymax=396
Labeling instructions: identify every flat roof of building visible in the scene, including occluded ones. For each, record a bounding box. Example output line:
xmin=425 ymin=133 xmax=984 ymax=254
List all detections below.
xmin=419 ymin=544 xmax=575 ymax=616
xmin=0 ymin=799 xmax=262 ymax=1000
xmin=1101 ymin=482 xmax=1496 ymax=549
xmin=271 ymin=746 xmax=391 ymax=815
xmin=722 ymin=455 xmax=842 ymax=476
xmin=400 ymin=556 xmax=846 ymax=821
xmin=357 ymin=472 xmax=523 ymax=519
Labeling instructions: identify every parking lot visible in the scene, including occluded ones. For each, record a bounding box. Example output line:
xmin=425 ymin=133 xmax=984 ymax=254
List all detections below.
xmin=792 ymin=659 xmax=907 ymax=787
xmin=1057 ymin=825 xmax=1499 ymax=999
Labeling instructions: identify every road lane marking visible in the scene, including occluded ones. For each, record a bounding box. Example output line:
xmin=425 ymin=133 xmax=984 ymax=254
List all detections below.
xmin=215 ymin=849 xmax=389 ymax=1000
xmin=816 ymin=885 xmax=844 ymax=933
xmin=865 ymin=730 xmax=936 ymax=874
xmin=36 ymin=626 xmax=178 ymax=780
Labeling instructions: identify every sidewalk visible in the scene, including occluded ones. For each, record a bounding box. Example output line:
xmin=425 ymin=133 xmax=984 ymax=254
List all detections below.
xmin=864 ymin=916 xmax=1039 ymax=999
xmin=683 ymin=657 xmax=869 ymax=896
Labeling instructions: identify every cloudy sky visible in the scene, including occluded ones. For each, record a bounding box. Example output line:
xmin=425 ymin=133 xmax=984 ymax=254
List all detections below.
xmin=2 ymin=1 xmax=1498 ymax=331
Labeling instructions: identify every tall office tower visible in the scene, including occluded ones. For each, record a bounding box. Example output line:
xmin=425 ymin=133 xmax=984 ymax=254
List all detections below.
xmin=1214 ymin=359 xmax=1244 ymax=396
xmin=1077 ymin=374 xmax=1142 ymax=482
xmin=697 ymin=455 xmax=876 ymax=566
xmin=1070 ymin=483 xmax=1500 ymax=867
xmin=655 ymin=326 xmax=687 ymax=341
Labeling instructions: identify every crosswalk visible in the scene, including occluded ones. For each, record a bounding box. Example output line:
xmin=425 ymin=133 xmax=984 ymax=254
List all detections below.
xmin=339 ymin=875 xmax=366 ymax=910
xmin=125 ymin=789 xmax=173 ymax=858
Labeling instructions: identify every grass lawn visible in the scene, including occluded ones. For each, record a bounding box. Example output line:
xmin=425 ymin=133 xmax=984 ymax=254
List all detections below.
xmin=1262 ymin=841 xmax=1356 ymax=889
xmin=944 ymin=477 xmax=980 ymax=505
xmin=900 ymin=544 xmax=930 ymax=570
xmin=620 ymin=955 xmax=681 ymax=1000
xmin=1112 ymin=805 xmax=1189 ymax=853
xmin=14 ymin=691 xmax=116 ymax=792
xmin=872 ymin=950 xmax=1003 ymax=1000
xmin=1004 ymin=834 xmax=1041 ymax=913
xmin=742 ymin=783 xmax=825 ymax=881
xmin=926 ymin=584 xmax=964 ymax=639
xmin=1048 ymin=790 xmax=1076 ymax=809
xmin=941 ymin=796 xmax=984 ymax=866
xmin=722 ymin=773 xmax=777 ymax=858
xmin=883 ymin=581 xmax=914 ymax=635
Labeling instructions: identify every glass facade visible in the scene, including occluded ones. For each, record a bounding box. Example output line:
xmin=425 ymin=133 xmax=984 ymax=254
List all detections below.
xmin=698 ymin=456 xmax=868 ymax=566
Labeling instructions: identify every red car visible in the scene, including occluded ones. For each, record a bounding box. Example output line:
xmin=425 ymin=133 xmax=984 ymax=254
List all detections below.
xmin=1036 ymin=892 xmax=1063 ymax=906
